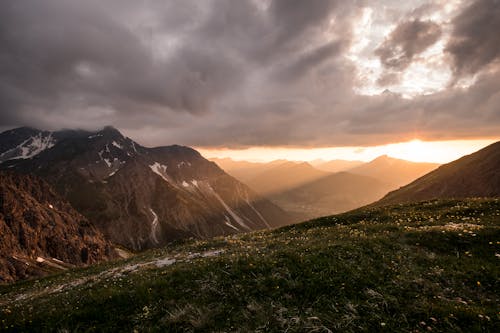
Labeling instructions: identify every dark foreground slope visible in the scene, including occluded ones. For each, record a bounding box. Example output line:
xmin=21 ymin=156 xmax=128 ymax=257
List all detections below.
xmin=377 ymin=141 xmax=500 ymax=206
xmin=1 ymin=199 xmax=498 ymax=332
xmin=0 ymin=172 xmax=114 ymax=283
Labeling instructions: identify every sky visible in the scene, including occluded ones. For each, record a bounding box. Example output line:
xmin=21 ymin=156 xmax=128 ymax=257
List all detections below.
xmin=1 ymin=0 xmax=499 ymax=163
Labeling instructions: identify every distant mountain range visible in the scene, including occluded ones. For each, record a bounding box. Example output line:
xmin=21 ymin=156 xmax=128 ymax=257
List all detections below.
xmin=212 ymin=155 xmax=440 ymax=219
xmin=310 ymin=159 xmax=364 ymax=173
xmin=0 ymin=171 xmax=114 ymax=282
xmin=245 ymin=161 xmax=329 ymax=196
xmin=349 ymin=155 xmax=439 ymax=188
xmin=0 ymin=127 xmax=290 ymax=251
xmin=376 ymin=141 xmax=500 ymax=205
xmin=269 ymin=171 xmax=393 ymax=219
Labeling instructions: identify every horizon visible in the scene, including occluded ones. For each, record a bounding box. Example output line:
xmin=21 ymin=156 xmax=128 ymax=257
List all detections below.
xmin=197 ymin=138 xmax=499 ymax=164
xmin=2 ymin=125 xmax=498 ymax=164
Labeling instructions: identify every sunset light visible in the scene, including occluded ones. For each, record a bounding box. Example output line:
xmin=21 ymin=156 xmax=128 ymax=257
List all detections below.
xmin=198 ymin=138 xmax=498 ymax=164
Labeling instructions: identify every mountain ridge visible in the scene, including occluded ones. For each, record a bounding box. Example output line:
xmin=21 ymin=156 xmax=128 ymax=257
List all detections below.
xmin=376 ymin=141 xmax=500 ymax=205
xmin=0 ymin=126 xmax=291 ymax=251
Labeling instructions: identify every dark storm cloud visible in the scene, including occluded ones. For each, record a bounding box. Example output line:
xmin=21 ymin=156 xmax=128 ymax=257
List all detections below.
xmin=0 ymin=0 xmax=499 ymax=147
xmin=375 ymin=19 xmax=442 ymax=70
xmin=446 ymin=0 xmax=500 ymax=79
xmin=0 ymin=0 xmax=244 ymax=120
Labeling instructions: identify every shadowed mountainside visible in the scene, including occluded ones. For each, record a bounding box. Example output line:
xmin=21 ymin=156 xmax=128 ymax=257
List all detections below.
xmin=0 ymin=171 xmax=114 ymax=283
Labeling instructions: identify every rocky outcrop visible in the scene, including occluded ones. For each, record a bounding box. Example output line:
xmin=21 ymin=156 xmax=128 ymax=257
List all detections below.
xmin=0 ymin=172 xmax=114 ymax=283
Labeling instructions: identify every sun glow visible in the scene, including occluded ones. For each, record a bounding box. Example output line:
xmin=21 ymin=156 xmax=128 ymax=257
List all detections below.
xmin=197 ymin=138 xmax=498 ymax=164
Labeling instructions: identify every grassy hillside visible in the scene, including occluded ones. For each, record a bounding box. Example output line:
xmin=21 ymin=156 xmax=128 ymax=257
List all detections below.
xmin=1 ymin=199 xmax=499 ymax=332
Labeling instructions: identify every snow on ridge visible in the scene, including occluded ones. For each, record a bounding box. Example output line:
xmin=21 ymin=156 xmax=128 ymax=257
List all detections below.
xmin=182 ymin=181 xmax=189 ymax=187
xmin=112 ymin=141 xmax=123 ymax=149
xmin=0 ymin=133 xmax=56 ymax=161
xmin=131 ymin=141 xmax=138 ymax=153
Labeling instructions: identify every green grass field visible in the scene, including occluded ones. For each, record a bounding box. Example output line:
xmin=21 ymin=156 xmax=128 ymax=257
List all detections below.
xmin=1 ymin=199 xmax=499 ymax=332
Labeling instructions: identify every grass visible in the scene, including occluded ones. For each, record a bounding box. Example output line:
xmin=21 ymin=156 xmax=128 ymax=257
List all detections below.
xmin=0 ymin=198 xmax=499 ymax=332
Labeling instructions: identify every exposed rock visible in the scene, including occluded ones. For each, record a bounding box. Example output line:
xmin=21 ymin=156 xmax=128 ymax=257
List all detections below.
xmin=0 ymin=171 xmax=114 ymax=283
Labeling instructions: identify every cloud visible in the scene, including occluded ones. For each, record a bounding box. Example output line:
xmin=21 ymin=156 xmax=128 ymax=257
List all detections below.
xmin=0 ymin=0 xmax=499 ymax=148
xmin=375 ymin=19 xmax=442 ymax=71
xmin=446 ymin=0 xmax=500 ymax=79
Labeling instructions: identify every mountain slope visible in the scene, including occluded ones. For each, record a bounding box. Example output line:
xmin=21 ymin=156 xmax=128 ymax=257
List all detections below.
xmin=0 ymin=127 xmax=290 ymax=250
xmin=0 ymin=172 xmax=113 ymax=283
xmin=1 ymin=198 xmax=497 ymax=331
xmin=349 ymin=155 xmax=439 ymax=188
xmin=210 ymin=158 xmax=289 ymax=183
xmin=269 ymin=172 xmax=393 ymax=219
xmin=214 ymin=160 xmax=393 ymax=220
xmin=311 ymin=159 xmax=364 ymax=173
xmin=376 ymin=141 xmax=500 ymax=205
xmin=245 ymin=161 xmax=329 ymax=196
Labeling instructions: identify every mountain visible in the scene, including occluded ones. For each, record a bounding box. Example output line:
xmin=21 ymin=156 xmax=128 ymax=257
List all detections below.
xmin=209 ymin=158 xmax=287 ymax=183
xmin=268 ymin=172 xmax=393 ymax=219
xmin=376 ymin=141 xmax=500 ymax=206
xmin=0 ymin=171 xmax=113 ymax=283
xmin=349 ymin=155 xmax=439 ymax=188
xmin=311 ymin=159 xmax=364 ymax=173
xmin=0 ymin=127 xmax=290 ymax=251
xmin=214 ymin=159 xmax=393 ymax=220
xmin=245 ymin=161 xmax=329 ymax=196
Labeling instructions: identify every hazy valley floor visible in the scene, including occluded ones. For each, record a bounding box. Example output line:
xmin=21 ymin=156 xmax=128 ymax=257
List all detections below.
xmin=0 ymin=199 xmax=499 ymax=332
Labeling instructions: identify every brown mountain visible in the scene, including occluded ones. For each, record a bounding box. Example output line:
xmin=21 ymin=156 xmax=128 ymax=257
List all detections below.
xmin=269 ymin=172 xmax=393 ymax=220
xmin=0 ymin=172 xmax=114 ymax=283
xmin=311 ymin=159 xmax=364 ymax=173
xmin=349 ymin=155 xmax=439 ymax=188
xmin=245 ymin=161 xmax=329 ymax=196
xmin=376 ymin=141 xmax=500 ymax=206
xmin=210 ymin=158 xmax=288 ymax=183
xmin=214 ymin=159 xmax=393 ymax=220
xmin=0 ymin=127 xmax=290 ymax=251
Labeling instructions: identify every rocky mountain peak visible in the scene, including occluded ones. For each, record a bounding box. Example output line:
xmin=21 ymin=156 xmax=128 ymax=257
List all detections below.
xmin=0 ymin=126 xmax=291 ymax=251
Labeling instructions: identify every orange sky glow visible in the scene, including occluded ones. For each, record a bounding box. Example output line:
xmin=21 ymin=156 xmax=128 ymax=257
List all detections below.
xmin=197 ymin=138 xmax=499 ymax=164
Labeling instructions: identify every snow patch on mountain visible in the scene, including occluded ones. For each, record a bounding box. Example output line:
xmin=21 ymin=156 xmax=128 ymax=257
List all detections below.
xmin=177 ymin=161 xmax=191 ymax=168
xmin=245 ymin=198 xmax=271 ymax=228
xmin=224 ymin=216 xmax=239 ymax=231
xmin=149 ymin=208 xmax=160 ymax=244
xmin=149 ymin=162 xmax=174 ymax=185
xmin=0 ymin=133 xmax=56 ymax=162
xmin=208 ymin=185 xmax=250 ymax=230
